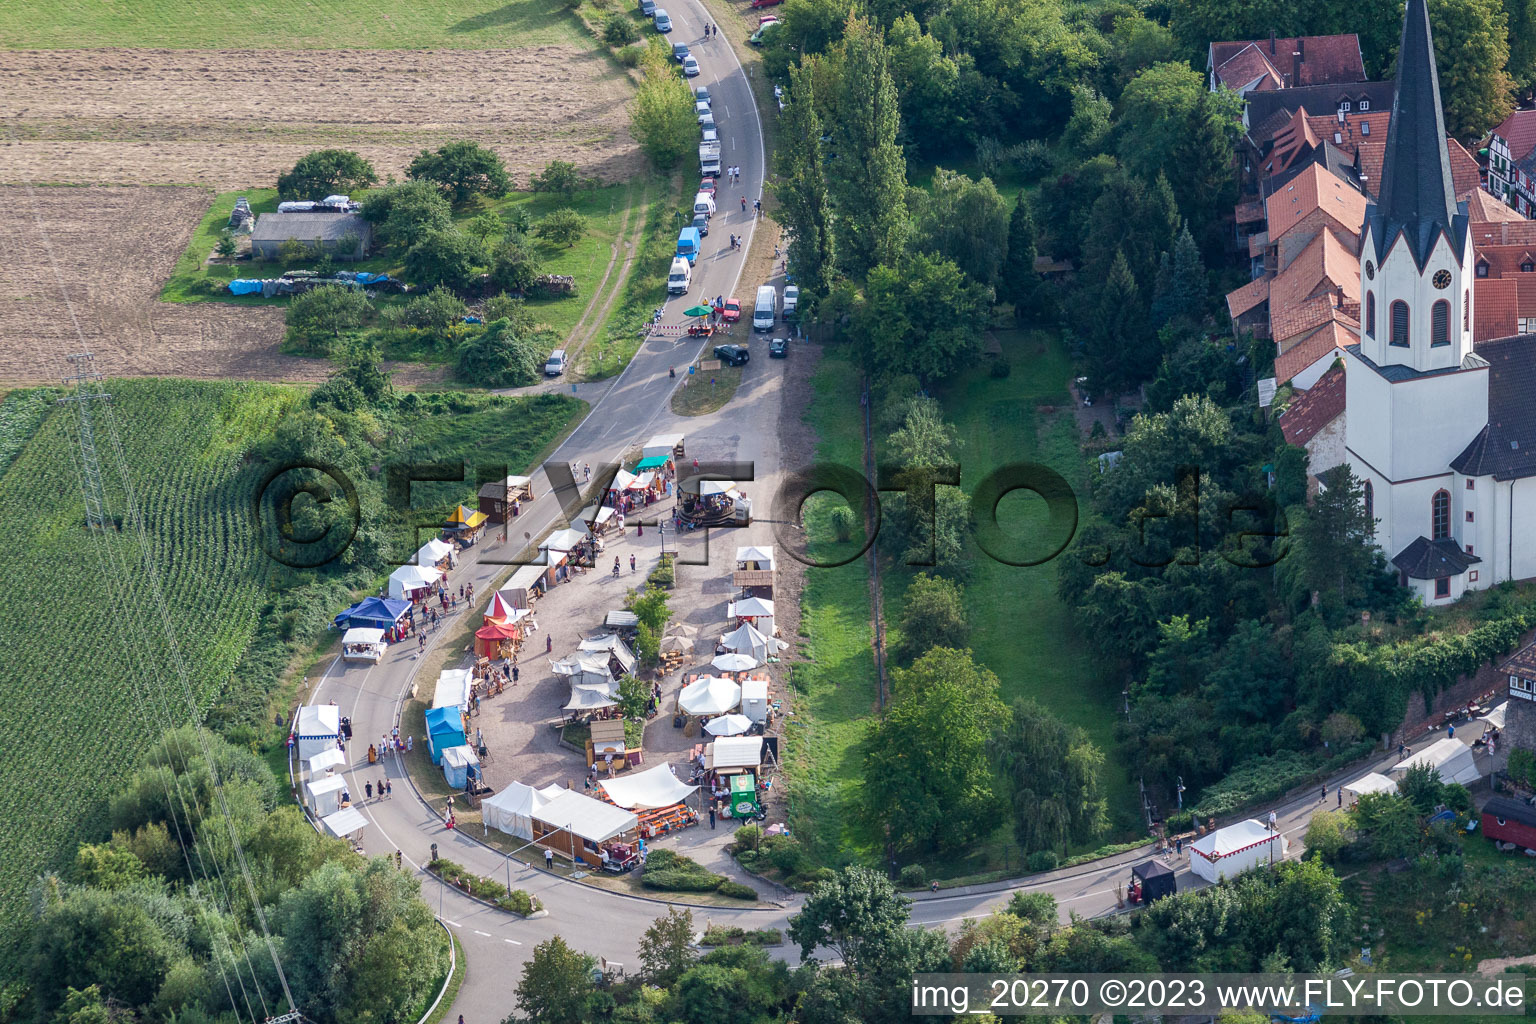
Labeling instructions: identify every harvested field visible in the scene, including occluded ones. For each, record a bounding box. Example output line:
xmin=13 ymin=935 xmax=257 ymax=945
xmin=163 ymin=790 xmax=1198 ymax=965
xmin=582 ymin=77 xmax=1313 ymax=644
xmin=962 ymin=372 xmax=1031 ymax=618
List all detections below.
xmin=0 ymin=185 xmax=442 ymax=385
xmin=0 ymin=48 xmax=638 ymax=189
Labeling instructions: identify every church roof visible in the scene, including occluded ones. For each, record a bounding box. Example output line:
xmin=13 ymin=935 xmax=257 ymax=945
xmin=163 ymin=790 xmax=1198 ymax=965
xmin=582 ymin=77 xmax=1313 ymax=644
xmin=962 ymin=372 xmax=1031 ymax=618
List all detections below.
xmin=1473 ymin=277 xmax=1521 ymax=343
xmin=1367 ymin=0 xmax=1465 ymax=268
xmin=1391 ymin=536 xmax=1480 ymax=579
xmin=1279 ymin=363 xmax=1346 ymax=445
xmin=1345 ymin=342 xmax=1481 ymax=381
xmin=1450 ymin=334 xmax=1536 ymax=479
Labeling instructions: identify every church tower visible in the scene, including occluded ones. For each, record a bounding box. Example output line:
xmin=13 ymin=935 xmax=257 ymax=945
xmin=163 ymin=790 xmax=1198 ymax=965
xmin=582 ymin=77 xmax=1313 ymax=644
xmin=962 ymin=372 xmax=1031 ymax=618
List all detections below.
xmin=1344 ymin=0 xmax=1488 ymax=590
xmin=1357 ymin=0 xmax=1475 ymax=372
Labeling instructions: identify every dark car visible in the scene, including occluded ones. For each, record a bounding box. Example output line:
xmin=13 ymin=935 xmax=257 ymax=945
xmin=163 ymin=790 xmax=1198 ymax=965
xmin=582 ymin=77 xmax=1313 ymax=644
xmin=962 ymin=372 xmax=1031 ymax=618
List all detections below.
xmin=713 ymin=344 xmax=750 ymax=366
xmin=769 ymin=337 xmax=788 ymax=358
xmin=672 ymin=41 xmax=690 ymax=61
xmin=639 ymin=0 xmax=656 ymax=14
xmin=692 ymin=212 xmax=709 ymax=236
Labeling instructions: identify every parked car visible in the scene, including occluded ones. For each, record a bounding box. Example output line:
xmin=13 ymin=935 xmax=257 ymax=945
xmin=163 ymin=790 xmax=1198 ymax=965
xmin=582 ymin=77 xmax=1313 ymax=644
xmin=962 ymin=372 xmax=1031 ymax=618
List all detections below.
xmin=782 ymin=284 xmax=799 ymax=319
xmin=692 ymin=211 xmax=710 ymax=236
xmin=769 ymin=337 xmax=788 ymax=358
xmin=695 ymin=86 xmax=710 ymax=104
xmin=698 ymin=177 xmax=717 ymax=196
xmin=757 ymin=14 xmax=779 ymax=25
xmin=653 ymin=9 xmax=672 ymax=31
xmin=699 ymin=111 xmax=716 ymax=133
xmin=672 ymin=41 xmax=690 ymax=60
xmin=544 ymin=349 xmax=568 ymax=376
xmin=749 ymin=0 xmax=784 ymax=8
xmin=696 ymin=100 xmax=712 ymax=121
xmin=639 ymin=0 xmax=656 ymax=14
xmin=682 ymin=55 xmax=700 ymax=76
xmin=722 ymin=297 xmax=741 ymax=322
xmin=714 ymin=344 xmax=750 ymax=366
xmin=748 ymin=19 xmax=780 ymax=43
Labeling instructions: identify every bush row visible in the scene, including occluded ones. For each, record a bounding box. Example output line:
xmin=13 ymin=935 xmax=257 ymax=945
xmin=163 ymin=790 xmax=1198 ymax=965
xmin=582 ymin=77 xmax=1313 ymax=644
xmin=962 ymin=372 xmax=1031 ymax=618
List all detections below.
xmin=640 ymin=848 xmax=756 ymax=899
xmin=428 ymin=858 xmax=541 ymax=916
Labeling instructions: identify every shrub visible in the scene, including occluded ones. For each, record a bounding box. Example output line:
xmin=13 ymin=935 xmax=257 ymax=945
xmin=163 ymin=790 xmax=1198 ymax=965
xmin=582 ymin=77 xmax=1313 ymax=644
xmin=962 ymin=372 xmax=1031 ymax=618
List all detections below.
xmin=732 ymin=823 xmax=762 ymax=853
xmin=277 ymin=237 xmax=305 ymax=263
xmin=617 ymin=44 xmax=645 ymax=67
xmin=641 ymin=868 xmax=720 ymax=892
xmin=1006 ymin=890 xmax=1058 ymax=926
xmin=1026 ymin=850 xmax=1058 ymax=872
xmin=1304 ymin=810 xmax=1350 ymax=862
xmin=404 ymin=228 xmax=484 ymax=292
xmin=603 ymin=15 xmax=639 ymax=46
xmin=828 ymin=505 xmax=855 ymax=542
xmin=898 ymin=864 xmax=927 ymax=888
xmin=647 ymin=553 xmax=675 ymax=589
xmin=1016 ymin=139 xmax=1054 ymax=178
xmin=699 ymin=926 xmax=782 ymax=946
xmin=988 ymin=357 xmax=1012 ymax=379
xmin=536 ymin=208 xmax=588 ymax=248
xmin=215 ymin=231 xmax=237 ymax=259
xmin=1509 ymin=747 xmax=1536 ymax=790
xmin=456 ymin=316 xmax=546 ymax=387
xmin=717 ymin=881 xmax=758 ymax=900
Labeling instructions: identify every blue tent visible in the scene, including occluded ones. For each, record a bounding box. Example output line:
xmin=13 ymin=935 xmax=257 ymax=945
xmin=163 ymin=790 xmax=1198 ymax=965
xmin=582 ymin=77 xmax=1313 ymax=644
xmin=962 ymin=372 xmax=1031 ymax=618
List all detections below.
xmin=334 ymin=597 xmax=411 ymax=631
xmin=425 ymin=706 xmax=466 ymax=764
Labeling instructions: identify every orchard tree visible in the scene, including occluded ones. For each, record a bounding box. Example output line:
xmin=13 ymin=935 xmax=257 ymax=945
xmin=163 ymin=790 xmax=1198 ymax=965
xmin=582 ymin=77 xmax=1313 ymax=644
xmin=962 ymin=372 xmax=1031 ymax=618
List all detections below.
xmin=1429 ymin=0 xmax=1515 ymax=138
xmin=285 ymin=285 xmax=370 ymax=352
xmin=466 ymin=212 xmax=504 ymax=246
xmin=530 ymin=159 xmax=588 ymax=199
xmin=490 ymin=232 xmax=543 ymax=293
xmin=407 ymin=140 xmax=512 ymax=205
xmin=990 ymin=698 xmax=1108 ymax=854
xmin=404 ymin=229 xmax=483 ymax=292
xmin=535 ymin=208 xmax=587 ymax=248
xmin=277 ymin=149 xmax=378 ymax=200
xmin=361 ymin=180 xmax=453 ymax=251
xmin=893 ymin=573 xmax=969 ymax=663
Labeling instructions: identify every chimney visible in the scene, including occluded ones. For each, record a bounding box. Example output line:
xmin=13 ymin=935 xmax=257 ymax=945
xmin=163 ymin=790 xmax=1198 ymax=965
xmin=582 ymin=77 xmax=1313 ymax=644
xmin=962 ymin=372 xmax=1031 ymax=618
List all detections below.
xmin=1270 ymin=30 xmax=1277 ymax=55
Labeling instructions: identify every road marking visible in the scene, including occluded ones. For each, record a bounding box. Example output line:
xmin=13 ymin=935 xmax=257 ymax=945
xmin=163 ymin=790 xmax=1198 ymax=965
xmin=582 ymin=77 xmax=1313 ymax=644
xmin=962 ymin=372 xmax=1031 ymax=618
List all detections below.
xmin=445 ymin=920 xmax=462 ymax=928
xmin=475 ymin=930 xmax=491 ymax=937
xmin=504 ymin=938 xmax=523 ymax=945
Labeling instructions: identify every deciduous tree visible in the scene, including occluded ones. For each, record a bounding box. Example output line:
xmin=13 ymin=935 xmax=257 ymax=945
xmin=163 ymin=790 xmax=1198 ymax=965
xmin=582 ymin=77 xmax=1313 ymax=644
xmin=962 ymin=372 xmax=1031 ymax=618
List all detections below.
xmin=535 ymin=208 xmax=587 ymax=248
xmin=909 ymin=169 xmax=1010 ymax=285
xmin=285 ymin=285 xmax=371 ymax=353
xmin=830 ymin=14 xmax=908 ymax=276
xmin=638 ymin=906 xmax=697 ymax=987
xmin=404 ymin=229 xmax=483 ymax=292
xmin=631 ymin=46 xmax=699 ymax=170
xmin=277 ymin=149 xmax=378 ymax=200
xmin=893 ymin=573 xmax=969 ymax=663
xmin=508 ymin=935 xmax=596 ymax=1024
xmin=407 ymin=140 xmax=512 ymax=205
xmin=990 ymin=698 xmax=1108 ymax=854
xmin=1430 ymin=0 xmax=1515 ymax=138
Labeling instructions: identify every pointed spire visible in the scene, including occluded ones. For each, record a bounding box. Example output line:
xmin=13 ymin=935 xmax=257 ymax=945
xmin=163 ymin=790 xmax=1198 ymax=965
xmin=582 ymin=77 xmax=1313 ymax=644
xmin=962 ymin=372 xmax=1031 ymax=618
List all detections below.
xmin=1371 ymin=0 xmax=1461 ymax=266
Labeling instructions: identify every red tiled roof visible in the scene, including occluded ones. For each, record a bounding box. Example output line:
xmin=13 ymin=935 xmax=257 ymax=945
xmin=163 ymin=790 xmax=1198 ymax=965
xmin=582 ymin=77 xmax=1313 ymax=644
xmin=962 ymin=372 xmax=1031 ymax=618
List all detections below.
xmin=1226 ymin=273 xmax=1273 ymax=318
xmin=1265 ymin=162 xmax=1369 ymax=243
xmin=1302 ymin=111 xmax=1390 ymax=188
xmin=1474 ymin=277 xmax=1519 ymax=342
xmin=1269 ymin=229 xmax=1360 ymax=337
xmin=1248 ymin=231 xmax=1269 ymax=258
xmin=1492 ymin=109 xmax=1536 ymax=164
xmin=1215 ymin=44 xmax=1283 ymax=93
xmin=1272 ymin=108 xmax=1323 ymax=174
xmin=1448 ymin=137 xmax=1482 ymax=197
xmin=1274 ymin=294 xmax=1357 ymax=346
xmin=1279 ymin=363 xmax=1346 ymax=444
xmin=1211 ymin=35 xmax=1365 ymax=89
xmin=1275 ymin=318 xmax=1356 ymax=383
xmin=1465 ymin=187 xmax=1526 ymax=223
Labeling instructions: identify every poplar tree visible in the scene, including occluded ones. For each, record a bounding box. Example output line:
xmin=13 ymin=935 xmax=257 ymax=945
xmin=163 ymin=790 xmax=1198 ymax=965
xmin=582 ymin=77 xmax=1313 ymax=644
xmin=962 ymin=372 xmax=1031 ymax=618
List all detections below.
xmin=830 ymin=15 xmax=907 ymax=278
xmin=770 ymin=58 xmax=835 ymax=301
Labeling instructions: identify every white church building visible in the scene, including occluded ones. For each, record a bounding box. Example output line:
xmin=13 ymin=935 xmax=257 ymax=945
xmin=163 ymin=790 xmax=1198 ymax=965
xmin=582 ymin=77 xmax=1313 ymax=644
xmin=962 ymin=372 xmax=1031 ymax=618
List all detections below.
xmin=1345 ymin=0 xmax=1536 ymax=606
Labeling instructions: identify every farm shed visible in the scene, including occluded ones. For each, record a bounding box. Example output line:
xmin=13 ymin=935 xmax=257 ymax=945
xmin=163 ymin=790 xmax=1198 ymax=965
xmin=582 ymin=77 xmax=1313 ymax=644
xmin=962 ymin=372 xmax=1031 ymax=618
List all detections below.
xmin=250 ymin=212 xmax=371 ymax=260
xmin=1481 ymin=797 xmax=1536 ymax=850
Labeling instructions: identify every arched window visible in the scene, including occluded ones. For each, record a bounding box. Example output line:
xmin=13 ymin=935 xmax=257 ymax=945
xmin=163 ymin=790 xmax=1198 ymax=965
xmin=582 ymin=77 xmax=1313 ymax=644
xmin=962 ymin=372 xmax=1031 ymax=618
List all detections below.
xmin=1465 ymin=290 xmax=1471 ymax=332
xmin=1391 ymin=300 xmax=1410 ymax=346
xmin=1432 ymin=489 xmax=1450 ymax=540
xmin=1432 ymin=300 xmax=1450 ymax=346
xmin=1366 ymin=291 xmax=1376 ymax=337
xmin=1364 ymin=480 xmax=1374 ymax=522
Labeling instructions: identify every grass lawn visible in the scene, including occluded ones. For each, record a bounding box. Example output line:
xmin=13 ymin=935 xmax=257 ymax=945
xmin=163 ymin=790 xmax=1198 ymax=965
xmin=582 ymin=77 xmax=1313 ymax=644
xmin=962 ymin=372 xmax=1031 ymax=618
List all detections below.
xmin=0 ymin=0 xmax=593 ymax=49
xmin=785 ymin=349 xmax=880 ymax=863
xmin=161 ymin=180 xmax=650 ymax=356
xmin=670 ymin=363 xmax=743 ymax=416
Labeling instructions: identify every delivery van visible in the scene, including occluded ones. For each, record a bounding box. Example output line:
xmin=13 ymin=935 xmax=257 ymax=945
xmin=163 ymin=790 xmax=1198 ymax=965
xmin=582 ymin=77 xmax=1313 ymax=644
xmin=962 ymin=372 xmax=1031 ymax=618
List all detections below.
xmin=667 ymin=257 xmax=692 ymax=294
xmin=676 ymin=226 xmax=701 ymax=264
xmin=752 ymin=284 xmax=776 ymax=331
xmin=693 ymin=192 xmax=716 ymax=217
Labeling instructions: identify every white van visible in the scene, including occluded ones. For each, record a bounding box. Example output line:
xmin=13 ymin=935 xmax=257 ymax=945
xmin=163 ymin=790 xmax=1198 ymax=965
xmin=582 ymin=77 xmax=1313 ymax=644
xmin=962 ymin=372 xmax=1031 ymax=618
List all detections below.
xmin=667 ymin=256 xmax=692 ymax=294
xmin=752 ymin=284 xmax=776 ymax=331
xmin=693 ymin=192 xmax=716 ymax=217
xmin=544 ymin=349 xmax=568 ymax=376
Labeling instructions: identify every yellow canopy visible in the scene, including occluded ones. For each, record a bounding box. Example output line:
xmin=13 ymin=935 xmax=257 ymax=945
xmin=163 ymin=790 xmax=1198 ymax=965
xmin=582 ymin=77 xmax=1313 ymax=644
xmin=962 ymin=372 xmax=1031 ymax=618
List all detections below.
xmin=446 ymin=505 xmax=488 ymax=528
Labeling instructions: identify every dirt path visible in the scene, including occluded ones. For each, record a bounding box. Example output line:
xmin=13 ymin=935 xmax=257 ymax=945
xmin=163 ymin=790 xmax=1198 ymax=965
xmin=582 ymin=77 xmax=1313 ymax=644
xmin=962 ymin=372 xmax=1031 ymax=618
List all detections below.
xmin=569 ymin=178 xmax=648 ymax=376
xmin=1478 ymin=952 xmax=1536 ymax=977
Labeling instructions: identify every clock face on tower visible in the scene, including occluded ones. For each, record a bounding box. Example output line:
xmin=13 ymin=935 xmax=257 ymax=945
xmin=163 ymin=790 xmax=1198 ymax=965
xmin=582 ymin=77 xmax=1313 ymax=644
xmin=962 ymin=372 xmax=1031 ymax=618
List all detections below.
xmin=1365 ymin=261 xmax=1375 ymax=280
xmin=1433 ymin=269 xmax=1453 ymax=289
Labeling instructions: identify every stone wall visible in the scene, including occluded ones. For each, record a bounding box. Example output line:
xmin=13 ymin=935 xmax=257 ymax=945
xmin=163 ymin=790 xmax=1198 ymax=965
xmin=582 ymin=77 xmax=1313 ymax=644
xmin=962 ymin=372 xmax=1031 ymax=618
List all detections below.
xmin=1390 ymin=625 xmax=1536 ymax=746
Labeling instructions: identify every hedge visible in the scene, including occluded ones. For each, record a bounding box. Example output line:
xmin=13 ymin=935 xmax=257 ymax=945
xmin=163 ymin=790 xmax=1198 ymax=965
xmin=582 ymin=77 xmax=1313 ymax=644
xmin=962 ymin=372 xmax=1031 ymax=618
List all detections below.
xmin=700 ymin=926 xmax=783 ymax=946
xmin=638 ymin=849 xmax=757 ymax=899
xmin=428 ymin=858 xmax=542 ymax=916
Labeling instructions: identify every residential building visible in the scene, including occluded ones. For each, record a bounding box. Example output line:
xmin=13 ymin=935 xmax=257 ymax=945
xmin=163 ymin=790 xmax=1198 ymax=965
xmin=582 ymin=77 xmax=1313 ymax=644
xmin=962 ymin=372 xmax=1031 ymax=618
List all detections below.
xmin=1485 ymin=109 xmax=1536 ymax=209
xmin=1208 ymin=34 xmax=1366 ymax=95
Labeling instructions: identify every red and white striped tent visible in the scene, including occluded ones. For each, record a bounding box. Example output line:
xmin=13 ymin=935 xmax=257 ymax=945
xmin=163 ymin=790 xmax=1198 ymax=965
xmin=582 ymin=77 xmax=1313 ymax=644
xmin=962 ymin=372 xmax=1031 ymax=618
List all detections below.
xmin=1188 ymin=819 xmax=1286 ymax=882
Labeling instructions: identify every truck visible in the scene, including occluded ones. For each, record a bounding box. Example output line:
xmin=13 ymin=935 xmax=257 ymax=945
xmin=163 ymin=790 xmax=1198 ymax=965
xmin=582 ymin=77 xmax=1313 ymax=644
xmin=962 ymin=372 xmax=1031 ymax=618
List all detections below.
xmin=699 ymin=141 xmax=721 ymax=177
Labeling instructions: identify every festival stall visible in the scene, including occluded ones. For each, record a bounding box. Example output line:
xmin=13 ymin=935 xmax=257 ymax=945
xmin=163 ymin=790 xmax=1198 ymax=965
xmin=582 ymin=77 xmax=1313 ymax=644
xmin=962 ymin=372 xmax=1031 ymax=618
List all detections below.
xmin=341 ymin=627 xmax=387 ymax=663
xmin=679 ymin=677 xmax=741 ymax=716
xmin=642 ymin=433 xmax=686 ymax=459
xmin=580 ymin=634 xmax=637 ymax=678
xmin=441 ymin=745 xmax=481 ymax=789
xmin=1343 ymin=772 xmax=1399 ymax=801
xmin=444 ymin=505 xmax=489 ymax=546
xmin=417 ymin=538 xmax=455 ymax=570
xmin=478 ymin=476 xmax=536 ymax=524
xmin=476 ymin=620 xmax=522 ymax=660
xmin=388 ymin=563 xmax=441 ymax=601
xmin=704 ymin=714 xmax=753 ymax=737
xmin=587 ymin=719 xmax=636 ymax=773
xmin=733 ymin=545 xmax=776 ymax=592
xmin=579 ymin=504 xmax=619 ymax=537
xmin=541 ymin=527 xmax=593 ymax=576
xmin=1188 ymin=820 xmax=1285 ymax=882
xmin=599 ymin=764 xmax=697 ymax=809
xmin=530 ymin=790 xmax=640 ymax=868
xmin=633 ymin=453 xmax=673 ymax=478
xmin=483 ymin=781 xmax=567 ymax=840
xmin=321 ymin=807 xmax=368 ymax=848
xmin=433 ymin=668 xmax=474 ymax=713
xmin=1129 ymin=859 xmax=1177 ymax=903
xmin=333 ymin=596 xmax=411 ymax=634
xmin=706 ymin=735 xmax=763 ymax=773
xmin=424 ymin=705 xmax=467 ymax=764
xmin=484 ymin=591 xmax=519 ymax=625
xmin=726 ymin=774 xmax=762 ymax=819
xmin=306 ymin=747 xmax=346 ymax=776
xmin=720 ymin=622 xmax=774 ymax=664
xmin=305 ymin=774 xmax=348 ymax=817
xmin=1392 ymin=737 xmax=1482 ymax=786
xmin=606 ymin=469 xmax=637 ymax=507
xmin=740 ymin=678 xmax=770 ymax=725
xmin=295 ymin=704 xmax=341 ymax=762
xmin=725 ymin=598 xmax=775 ymax=644
xmin=500 ymin=560 xmax=550 ymax=609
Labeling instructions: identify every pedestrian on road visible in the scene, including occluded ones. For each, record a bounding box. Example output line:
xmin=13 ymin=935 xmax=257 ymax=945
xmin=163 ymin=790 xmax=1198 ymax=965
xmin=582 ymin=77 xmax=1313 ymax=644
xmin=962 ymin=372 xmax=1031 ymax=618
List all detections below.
xmin=546 ymin=634 xmax=553 ymax=653
xmin=366 ymin=781 xmax=373 ymax=800
xmin=406 ymin=735 xmax=413 ymax=753
xmin=395 ymin=849 xmax=403 ymax=868
xmin=630 ymin=554 xmax=637 ymax=573
xmin=1337 ymin=788 xmax=1343 ymax=808
xmin=669 ymin=366 xmax=676 ymax=378
xmin=512 ymin=664 xmax=520 ymax=684
xmin=386 ymin=779 xmax=393 ymax=798
xmin=1448 ymin=723 xmax=1455 ymax=739
xmin=1268 ymin=809 xmax=1277 ymax=830
xmin=1175 ymin=836 xmax=1182 ymax=854
xmin=613 ymin=557 xmax=621 ymax=577
xmin=1399 ymin=742 xmax=1407 ymax=759
xmin=741 ymin=196 xmax=747 ymax=212
xmin=708 ymin=805 xmax=716 ymax=829
xmin=379 ymin=776 xmax=386 ymax=798
xmin=1319 ymin=785 xmax=1326 ymax=803
xmin=585 ymin=463 xmax=591 ymax=481
xmin=754 ymin=199 xmax=762 ymax=218
xmin=418 ymin=633 xmax=425 ymax=652
xmin=545 ymin=848 xmax=554 ymax=870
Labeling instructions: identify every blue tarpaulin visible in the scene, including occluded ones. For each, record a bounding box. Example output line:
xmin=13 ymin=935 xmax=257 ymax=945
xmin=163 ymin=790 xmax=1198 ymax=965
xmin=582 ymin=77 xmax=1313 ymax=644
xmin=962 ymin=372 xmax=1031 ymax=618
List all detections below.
xmin=355 ymin=272 xmax=392 ymax=285
xmin=334 ymin=596 xmax=411 ymax=631
xmin=228 ymin=280 xmax=263 ymax=295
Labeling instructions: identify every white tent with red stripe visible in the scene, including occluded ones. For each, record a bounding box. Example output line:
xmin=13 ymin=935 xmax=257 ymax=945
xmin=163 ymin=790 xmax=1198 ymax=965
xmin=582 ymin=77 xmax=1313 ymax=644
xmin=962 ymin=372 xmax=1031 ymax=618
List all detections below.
xmin=1188 ymin=819 xmax=1286 ymax=882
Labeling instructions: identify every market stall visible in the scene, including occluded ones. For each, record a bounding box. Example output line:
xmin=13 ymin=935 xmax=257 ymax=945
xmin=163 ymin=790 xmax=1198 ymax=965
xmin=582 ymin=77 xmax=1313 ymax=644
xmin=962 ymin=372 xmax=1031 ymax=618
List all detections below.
xmin=720 ymin=622 xmax=774 ymax=664
xmin=306 ymin=747 xmax=346 ymax=776
xmin=1392 ymin=737 xmax=1482 ymax=786
xmin=598 ymin=764 xmax=697 ymax=809
xmin=483 ymin=781 xmax=567 ymax=840
xmin=433 ymin=668 xmax=474 ymax=714
xmin=475 ymin=620 xmax=522 ymax=660
xmin=478 ymin=476 xmax=536 ymax=524
xmin=1343 ymin=772 xmax=1398 ymax=801
xmin=424 ymin=705 xmax=467 ymax=764
xmin=295 ymin=704 xmax=341 ymax=762
xmin=388 ymin=563 xmax=441 ymax=601
xmin=531 ymin=790 xmax=640 ymax=868
xmin=642 ymin=433 xmax=686 ymax=459
xmin=580 ymin=504 xmax=620 ymax=537
xmin=587 ymin=719 xmax=637 ymax=773
xmin=679 ymin=677 xmax=741 ymax=716
xmin=305 ymin=774 xmax=348 ymax=817
xmin=444 ymin=505 xmax=489 ymax=546
xmin=1129 ymin=859 xmax=1177 ymax=903
xmin=705 ymin=735 xmax=763 ymax=773
xmin=321 ymin=806 xmax=368 ymax=848
xmin=333 ymin=596 xmax=412 ymax=634
xmin=341 ymin=627 xmax=387 ymax=663
xmin=441 ymin=745 xmax=481 ymax=789
xmin=726 ymin=597 xmax=775 ymax=643
xmin=500 ymin=560 xmax=549 ymax=609
xmin=733 ymin=545 xmax=776 ymax=592
xmin=416 ymin=537 xmax=455 ymax=570
xmin=1188 ymin=820 xmax=1285 ymax=882
xmin=541 ymin=527 xmax=594 ymax=574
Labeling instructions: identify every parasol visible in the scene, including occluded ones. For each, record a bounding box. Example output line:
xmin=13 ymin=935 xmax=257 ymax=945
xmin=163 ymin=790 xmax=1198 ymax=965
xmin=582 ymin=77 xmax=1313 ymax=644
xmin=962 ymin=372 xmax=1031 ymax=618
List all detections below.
xmin=683 ymin=305 xmax=713 ymax=317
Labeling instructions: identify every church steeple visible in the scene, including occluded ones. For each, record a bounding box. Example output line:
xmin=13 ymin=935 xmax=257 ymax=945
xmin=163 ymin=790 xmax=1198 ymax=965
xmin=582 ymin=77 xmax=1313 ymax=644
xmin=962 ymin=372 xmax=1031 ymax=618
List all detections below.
xmin=1369 ymin=0 xmax=1464 ymax=267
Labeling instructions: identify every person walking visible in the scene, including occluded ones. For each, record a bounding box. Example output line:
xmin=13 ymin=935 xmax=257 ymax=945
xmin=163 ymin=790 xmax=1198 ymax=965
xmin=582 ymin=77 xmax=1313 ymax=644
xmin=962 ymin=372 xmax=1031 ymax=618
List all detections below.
xmin=613 ymin=556 xmax=621 ymax=577
xmin=395 ymin=849 xmax=403 ymax=869
xmin=630 ymin=554 xmax=637 ymax=573
xmin=379 ymin=776 xmax=386 ymax=798
xmin=1319 ymin=784 xmax=1326 ymax=803
xmin=418 ymin=633 xmax=425 ymax=652
xmin=544 ymin=848 xmax=554 ymax=870
xmin=1336 ymin=788 xmax=1343 ymax=808
xmin=741 ymin=195 xmax=747 ymax=212
xmin=754 ymin=198 xmax=762 ymax=218
xmin=365 ymin=781 xmax=374 ymax=801
xmin=512 ymin=664 xmax=520 ymax=685
xmin=546 ymin=634 xmax=553 ymax=653
xmin=708 ymin=803 xmax=716 ymax=829
xmin=385 ymin=779 xmax=392 ymax=798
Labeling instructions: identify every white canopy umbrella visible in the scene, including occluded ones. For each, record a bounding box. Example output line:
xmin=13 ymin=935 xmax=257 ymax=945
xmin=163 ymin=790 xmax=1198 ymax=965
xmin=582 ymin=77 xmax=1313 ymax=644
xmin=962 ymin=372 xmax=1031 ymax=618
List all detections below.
xmin=703 ymin=714 xmax=754 ymax=737
xmin=679 ymin=676 xmax=741 ymax=716
xmin=732 ymin=596 xmax=774 ymax=617
xmin=712 ymin=652 xmax=758 ymax=672
xmin=1482 ymin=703 xmax=1508 ymax=729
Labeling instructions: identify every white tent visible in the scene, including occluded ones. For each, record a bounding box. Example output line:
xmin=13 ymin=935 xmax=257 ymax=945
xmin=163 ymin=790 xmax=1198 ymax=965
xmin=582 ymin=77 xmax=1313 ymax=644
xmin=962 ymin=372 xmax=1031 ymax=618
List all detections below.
xmin=731 ymin=596 xmax=774 ymax=617
xmin=643 ymin=433 xmax=684 ymax=458
xmin=735 ymin=546 xmax=776 ymax=569
xmin=305 ymin=774 xmax=348 ymax=816
xmin=721 ymin=622 xmax=771 ymax=663
xmin=741 ymin=678 xmax=770 ymax=724
xmin=307 ymin=747 xmax=346 ymax=775
xmin=483 ymin=782 xmax=566 ymax=840
xmin=707 ymin=735 xmax=763 ymax=771
xmin=1343 ymin=772 xmax=1398 ymax=799
xmin=1393 ymin=737 xmax=1482 ymax=786
xmin=704 ymin=713 xmax=754 ymax=737
xmin=699 ymin=480 xmax=735 ymax=497
xmin=541 ymin=528 xmax=590 ymax=557
xmin=320 ymin=806 xmax=369 ymax=841
xmin=627 ymin=471 xmax=655 ymax=491
xmin=564 ymin=683 xmax=619 ymax=712
xmin=1188 ymin=819 xmax=1285 ymax=882
xmin=441 ymin=744 xmax=480 ymax=788
xmin=341 ymin=627 xmax=387 ymax=663
xmin=416 ymin=538 xmax=454 ymax=567
xmin=1482 ymin=703 xmax=1508 ymax=729
xmin=534 ymin=789 xmax=639 ymax=844
xmin=679 ymin=676 xmax=741 ymax=715
xmin=580 ymin=504 xmax=617 ymax=530
xmin=598 ymin=764 xmax=698 ymax=809
xmin=388 ymin=563 xmax=441 ymax=600
xmin=553 ymin=651 xmax=618 ymax=690
xmin=433 ymin=668 xmax=475 ymax=712
xmin=579 ymin=634 xmax=637 ymax=675
xmin=295 ymin=705 xmax=340 ymax=762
